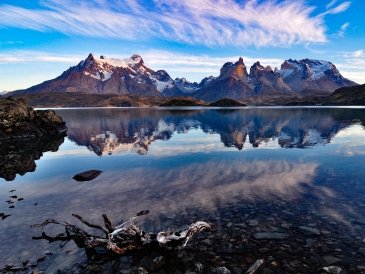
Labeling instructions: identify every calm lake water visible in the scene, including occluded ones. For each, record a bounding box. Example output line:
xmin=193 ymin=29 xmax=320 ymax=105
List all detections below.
xmin=1 ymin=107 xmax=365 ymax=273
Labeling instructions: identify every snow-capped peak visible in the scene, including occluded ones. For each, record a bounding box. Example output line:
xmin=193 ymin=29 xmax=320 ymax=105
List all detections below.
xmin=279 ymin=58 xmax=337 ymax=80
xmin=83 ymin=53 xmax=144 ymax=69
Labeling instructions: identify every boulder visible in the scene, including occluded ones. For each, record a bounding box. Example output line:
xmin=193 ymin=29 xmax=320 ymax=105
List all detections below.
xmin=73 ymin=170 xmax=103 ymax=181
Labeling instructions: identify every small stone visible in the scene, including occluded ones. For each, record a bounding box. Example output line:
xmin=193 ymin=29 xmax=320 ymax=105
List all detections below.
xmin=231 ymin=267 xmax=243 ymax=274
xmin=36 ymin=256 xmax=46 ymax=262
xmin=299 ymin=226 xmax=321 ymax=236
xmin=30 ymin=270 xmax=44 ymax=274
xmin=320 ymin=266 xmax=346 ymax=274
xmin=253 ymin=232 xmax=289 ymax=240
xmin=140 ymin=254 xmax=166 ymax=272
xmin=195 ymin=262 xmax=204 ymax=273
xmin=259 ymin=247 xmax=269 ymax=253
xmin=1 ymin=214 xmax=11 ymax=220
xmin=260 ymin=268 xmax=274 ymax=274
xmin=213 ymin=266 xmax=231 ymax=274
xmin=358 ymin=247 xmax=365 ymax=256
xmin=201 ymin=239 xmax=212 ymax=246
xmin=305 ymin=238 xmax=316 ymax=247
xmin=248 ymin=220 xmax=259 ymax=226
xmin=322 ymin=255 xmax=342 ymax=265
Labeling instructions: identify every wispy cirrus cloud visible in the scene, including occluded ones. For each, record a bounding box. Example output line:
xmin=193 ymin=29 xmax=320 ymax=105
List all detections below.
xmin=0 ymin=0 xmax=338 ymax=48
xmin=0 ymin=40 xmax=23 ymax=45
xmin=335 ymin=22 xmax=350 ymax=38
xmin=321 ymin=1 xmax=351 ymax=15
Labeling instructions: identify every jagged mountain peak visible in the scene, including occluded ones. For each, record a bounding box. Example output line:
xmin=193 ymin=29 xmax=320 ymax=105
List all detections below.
xmin=220 ymin=57 xmax=248 ymax=80
xmin=236 ymin=57 xmax=245 ymax=66
xmin=129 ymin=54 xmax=144 ymax=66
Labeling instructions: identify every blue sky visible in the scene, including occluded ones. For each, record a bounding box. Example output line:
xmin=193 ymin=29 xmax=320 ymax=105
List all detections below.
xmin=0 ymin=0 xmax=364 ymax=91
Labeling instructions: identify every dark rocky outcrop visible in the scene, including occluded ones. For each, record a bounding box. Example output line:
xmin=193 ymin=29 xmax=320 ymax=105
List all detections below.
xmin=0 ymin=97 xmax=67 ymax=140
xmin=0 ymin=97 xmax=67 ymax=181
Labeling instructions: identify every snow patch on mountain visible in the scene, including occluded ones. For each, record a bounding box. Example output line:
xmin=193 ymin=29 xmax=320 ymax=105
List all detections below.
xmin=151 ymin=76 xmax=174 ymax=92
xmin=90 ymin=54 xmax=142 ymax=69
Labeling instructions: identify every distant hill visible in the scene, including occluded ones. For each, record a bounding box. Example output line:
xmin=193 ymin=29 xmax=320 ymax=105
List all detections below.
xmin=209 ymin=98 xmax=246 ymax=107
xmin=325 ymin=84 xmax=365 ymax=105
xmin=7 ymin=92 xmax=175 ymax=108
xmin=159 ymin=98 xmax=206 ymax=107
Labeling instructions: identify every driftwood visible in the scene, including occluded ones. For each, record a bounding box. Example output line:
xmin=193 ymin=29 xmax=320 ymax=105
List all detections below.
xmin=31 ymin=210 xmax=211 ymax=259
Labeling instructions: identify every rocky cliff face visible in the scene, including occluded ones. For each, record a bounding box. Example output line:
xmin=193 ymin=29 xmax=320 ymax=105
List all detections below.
xmin=249 ymin=62 xmax=292 ymax=94
xmin=0 ymin=97 xmax=67 ymax=140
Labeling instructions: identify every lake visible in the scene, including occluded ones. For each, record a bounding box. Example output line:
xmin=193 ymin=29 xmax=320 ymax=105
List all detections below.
xmin=1 ymin=107 xmax=365 ymax=273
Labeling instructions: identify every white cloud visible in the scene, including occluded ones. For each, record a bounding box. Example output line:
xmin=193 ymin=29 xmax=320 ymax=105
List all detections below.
xmin=336 ymin=50 xmax=365 ymax=84
xmin=0 ymin=0 xmax=329 ymax=47
xmin=0 ymin=51 xmax=82 ymax=63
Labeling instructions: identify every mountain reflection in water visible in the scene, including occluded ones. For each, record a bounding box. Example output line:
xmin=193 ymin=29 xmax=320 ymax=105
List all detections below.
xmin=0 ymin=107 xmax=365 ymax=272
xmin=59 ymin=108 xmax=365 ymax=155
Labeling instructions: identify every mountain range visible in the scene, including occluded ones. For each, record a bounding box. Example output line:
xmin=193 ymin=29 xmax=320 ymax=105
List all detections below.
xmin=8 ymin=53 xmax=357 ymax=103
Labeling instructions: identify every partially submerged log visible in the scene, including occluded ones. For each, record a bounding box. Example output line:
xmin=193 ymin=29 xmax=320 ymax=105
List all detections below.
xmin=32 ymin=211 xmax=211 ymax=259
